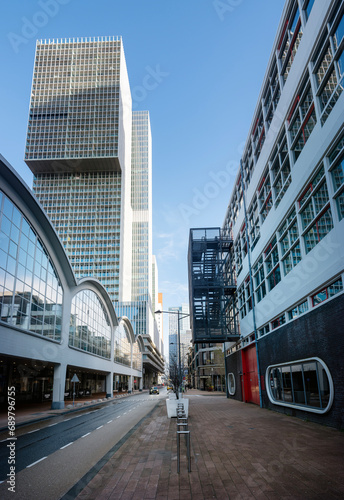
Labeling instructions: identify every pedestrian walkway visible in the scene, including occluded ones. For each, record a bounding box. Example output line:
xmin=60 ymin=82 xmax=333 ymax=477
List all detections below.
xmin=67 ymin=389 xmax=344 ymax=500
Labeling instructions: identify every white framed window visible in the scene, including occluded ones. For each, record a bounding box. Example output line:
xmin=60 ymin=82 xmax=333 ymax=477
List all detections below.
xmin=266 ymin=357 xmax=334 ymax=414
xmin=227 ymin=373 xmax=236 ymax=396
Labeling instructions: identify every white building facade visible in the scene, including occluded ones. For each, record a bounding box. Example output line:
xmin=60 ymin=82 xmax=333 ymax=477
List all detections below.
xmin=222 ymin=0 xmax=344 ymax=429
xmin=0 ymin=156 xmax=143 ymax=408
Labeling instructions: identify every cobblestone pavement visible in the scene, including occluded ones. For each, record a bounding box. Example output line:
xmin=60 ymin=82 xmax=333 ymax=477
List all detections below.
xmin=70 ymin=390 xmax=344 ymax=500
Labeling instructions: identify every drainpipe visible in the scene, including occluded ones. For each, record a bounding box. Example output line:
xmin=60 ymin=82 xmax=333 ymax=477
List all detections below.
xmin=239 ymin=160 xmax=263 ymax=408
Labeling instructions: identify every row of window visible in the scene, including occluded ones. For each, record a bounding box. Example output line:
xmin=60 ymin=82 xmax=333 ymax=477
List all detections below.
xmin=258 ymin=276 xmax=343 ymax=338
xmin=237 ymin=130 xmax=344 ymax=318
xmin=224 ymin=1 xmax=343 ymax=249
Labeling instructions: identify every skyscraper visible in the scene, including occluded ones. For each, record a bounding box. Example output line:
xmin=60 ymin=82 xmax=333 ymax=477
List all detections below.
xmin=25 ymin=37 xmax=132 ymax=302
xmin=24 ymin=36 xmax=163 ymax=385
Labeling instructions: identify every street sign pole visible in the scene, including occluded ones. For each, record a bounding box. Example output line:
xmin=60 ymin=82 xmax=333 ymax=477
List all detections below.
xmin=71 ymin=373 xmax=80 ymax=407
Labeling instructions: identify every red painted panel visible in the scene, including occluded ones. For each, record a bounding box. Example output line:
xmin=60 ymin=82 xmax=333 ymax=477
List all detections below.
xmin=242 ymin=345 xmax=260 ymax=405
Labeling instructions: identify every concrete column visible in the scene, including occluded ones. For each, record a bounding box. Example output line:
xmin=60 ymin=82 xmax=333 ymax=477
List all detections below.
xmin=106 ymin=372 xmax=113 ymax=398
xmin=51 ymin=363 xmax=66 ymax=409
xmin=139 ymin=377 xmax=143 ymax=391
xmin=128 ymin=375 xmax=133 ymax=394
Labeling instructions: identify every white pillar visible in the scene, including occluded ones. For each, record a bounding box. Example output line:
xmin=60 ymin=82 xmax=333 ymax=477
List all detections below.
xmin=106 ymin=372 xmax=113 ymax=398
xmin=128 ymin=375 xmax=133 ymax=393
xmin=52 ymin=363 xmax=66 ymax=409
xmin=139 ymin=377 xmax=143 ymax=391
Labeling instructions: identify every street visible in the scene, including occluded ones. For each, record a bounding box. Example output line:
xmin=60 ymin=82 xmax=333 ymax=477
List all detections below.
xmin=0 ymin=389 xmax=166 ymax=499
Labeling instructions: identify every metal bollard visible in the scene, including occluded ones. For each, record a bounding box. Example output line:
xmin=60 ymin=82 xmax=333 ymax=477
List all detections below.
xmin=177 ymin=430 xmax=191 ymax=473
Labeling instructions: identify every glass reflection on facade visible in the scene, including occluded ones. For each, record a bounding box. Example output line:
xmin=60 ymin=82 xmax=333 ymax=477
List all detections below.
xmin=69 ymin=289 xmax=111 ymax=358
xmin=132 ymin=340 xmax=142 ymax=371
xmin=114 ymin=322 xmax=131 ymax=366
xmin=0 ymin=191 xmax=63 ymax=340
xmin=268 ymin=358 xmax=332 ymax=412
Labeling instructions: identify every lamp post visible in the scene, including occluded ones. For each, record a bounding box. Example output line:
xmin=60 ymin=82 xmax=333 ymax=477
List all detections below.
xmin=155 ymin=309 xmax=190 ymax=395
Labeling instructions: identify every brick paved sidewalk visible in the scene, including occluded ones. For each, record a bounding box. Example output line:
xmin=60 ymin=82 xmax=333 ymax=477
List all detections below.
xmin=71 ymin=392 xmax=344 ymax=500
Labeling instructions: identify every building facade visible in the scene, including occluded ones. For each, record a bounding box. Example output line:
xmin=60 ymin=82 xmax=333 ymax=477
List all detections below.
xmin=222 ymin=0 xmax=344 ymax=429
xmin=0 ymin=156 xmax=143 ymax=408
xmin=187 ymin=0 xmax=343 ymax=428
xmin=24 ymin=37 xmax=163 ymax=386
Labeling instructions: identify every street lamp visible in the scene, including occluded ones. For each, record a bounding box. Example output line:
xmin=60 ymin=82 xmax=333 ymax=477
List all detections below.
xmin=155 ymin=309 xmax=190 ymax=395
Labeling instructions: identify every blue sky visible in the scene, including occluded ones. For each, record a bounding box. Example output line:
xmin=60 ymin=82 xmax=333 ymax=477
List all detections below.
xmin=0 ymin=0 xmax=285 ymax=347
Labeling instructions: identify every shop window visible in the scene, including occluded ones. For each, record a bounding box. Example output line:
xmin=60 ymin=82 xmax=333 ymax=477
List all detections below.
xmin=312 ymin=277 xmax=343 ymax=306
xmin=267 ymin=358 xmax=333 ymax=413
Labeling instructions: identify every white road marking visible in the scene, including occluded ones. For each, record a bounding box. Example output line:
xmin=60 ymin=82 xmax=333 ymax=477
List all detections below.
xmin=107 ymin=420 xmax=113 ymax=424
xmin=81 ymin=432 xmax=91 ymax=438
xmin=96 ymin=425 xmax=103 ymax=430
xmin=60 ymin=442 xmax=73 ymax=449
xmin=27 ymin=429 xmax=39 ymax=434
xmin=27 ymin=456 xmax=47 ymax=468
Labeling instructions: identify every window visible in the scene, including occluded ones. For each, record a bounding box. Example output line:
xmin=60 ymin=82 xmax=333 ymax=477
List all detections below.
xmin=288 ymin=300 xmax=309 ymax=319
xmin=258 ymin=324 xmax=270 ymax=337
xmin=312 ymin=277 xmax=343 ymax=306
xmin=288 ymin=77 xmax=317 ymax=162
xmin=252 ymin=109 xmax=265 ymax=160
xmin=278 ymin=2 xmax=303 ymax=84
xmin=299 ymin=168 xmax=334 ymax=253
xmin=258 ymin=170 xmax=273 ymax=223
xmin=264 ymin=237 xmax=281 ymax=291
xmin=271 ymin=313 xmax=286 ymax=330
xmin=69 ymin=289 xmax=111 ymax=358
xmin=270 ymin=131 xmax=291 ymax=207
xmin=313 ymin=5 xmax=344 ymax=124
xmin=0 ymin=192 xmax=63 ymax=340
xmin=248 ymin=195 xmax=260 ymax=250
xmin=253 ymin=256 xmax=266 ymax=303
xmin=328 ymin=133 xmax=344 ymax=220
xmin=279 ymin=209 xmax=301 ymax=275
xmin=267 ymin=358 xmax=333 ymax=413
xmin=227 ymin=373 xmax=236 ymax=396
xmin=303 ymin=0 xmax=315 ymax=21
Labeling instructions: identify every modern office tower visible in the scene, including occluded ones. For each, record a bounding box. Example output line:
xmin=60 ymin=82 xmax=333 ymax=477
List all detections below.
xmin=168 ymin=304 xmax=191 ymax=382
xmin=24 ymin=37 xmax=163 ymax=386
xmin=190 ymin=0 xmax=343 ymax=428
xmin=114 ymin=111 xmax=164 ymax=385
xmin=131 ymin=111 xmax=152 ymax=302
xmin=25 ymin=37 xmax=133 ymax=302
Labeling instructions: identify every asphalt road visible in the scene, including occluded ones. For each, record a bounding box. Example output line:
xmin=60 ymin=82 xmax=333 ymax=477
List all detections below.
xmin=0 ymin=389 xmax=166 ymax=499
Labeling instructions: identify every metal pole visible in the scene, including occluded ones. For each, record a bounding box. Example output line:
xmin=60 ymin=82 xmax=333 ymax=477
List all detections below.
xmin=178 ymin=309 xmax=182 ymax=395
